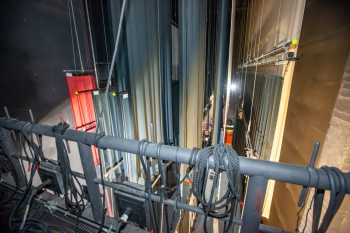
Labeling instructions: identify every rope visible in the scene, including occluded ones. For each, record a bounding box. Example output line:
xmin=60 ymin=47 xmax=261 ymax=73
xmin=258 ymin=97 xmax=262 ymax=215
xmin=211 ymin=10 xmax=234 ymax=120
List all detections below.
xmin=67 ymin=0 xmax=76 ymax=70
xmin=237 ymin=0 xmax=248 ymax=99
xmin=274 ymin=0 xmax=282 ymax=47
xmin=84 ymin=0 xmax=99 ymax=87
xmin=105 ymin=0 xmax=128 ymax=94
xmin=192 ymin=144 xmax=241 ymax=233
xmin=244 ymin=0 xmax=264 ymax=158
xmin=69 ymin=0 xmax=84 ymax=72
xmin=241 ymin=0 xmax=252 ymax=107
xmin=100 ymin=0 xmax=110 ymax=68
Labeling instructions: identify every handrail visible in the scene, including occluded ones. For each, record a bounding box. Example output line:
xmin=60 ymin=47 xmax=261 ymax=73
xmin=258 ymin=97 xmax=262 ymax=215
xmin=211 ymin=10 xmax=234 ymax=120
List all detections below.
xmin=0 ymin=118 xmax=349 ymax=193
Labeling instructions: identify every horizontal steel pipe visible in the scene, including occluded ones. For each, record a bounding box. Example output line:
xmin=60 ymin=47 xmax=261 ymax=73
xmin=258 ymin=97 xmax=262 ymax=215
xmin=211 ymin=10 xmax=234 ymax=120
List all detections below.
xmin=97 ymin=178 xmax=286 ymax=233
xmin=98 ymin=178 xmax=217 ymax=217
xmin=100 ymin=178 xmax=237 ymax=224
xmin=1 ymin=118 xmax=350 ymax=193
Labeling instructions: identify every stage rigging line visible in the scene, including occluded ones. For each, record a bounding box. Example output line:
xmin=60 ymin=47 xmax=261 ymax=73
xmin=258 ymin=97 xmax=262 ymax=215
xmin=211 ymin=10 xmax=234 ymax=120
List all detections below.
xmin=245 ymin=0 xmax=264 ymax=159
xmin=84 ymin=0 xmax=99 ymax=87
xmin=69 ymin=0 xmax=84 ymax=72
xmin=67 ymin=0 xmax=77 ymax=70
xmin=105 ymin=0 xmax=128 ymax=94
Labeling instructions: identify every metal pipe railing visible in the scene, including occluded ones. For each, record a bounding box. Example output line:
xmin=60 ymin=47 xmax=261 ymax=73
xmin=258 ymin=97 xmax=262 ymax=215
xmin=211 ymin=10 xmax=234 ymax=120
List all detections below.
xmin=1 ymin=118 xmax=349 ymax=193
xmin=97 ymin=178 xmax=284 ymax=233
xmin=9 ymin=152 xmax=284 ymax=233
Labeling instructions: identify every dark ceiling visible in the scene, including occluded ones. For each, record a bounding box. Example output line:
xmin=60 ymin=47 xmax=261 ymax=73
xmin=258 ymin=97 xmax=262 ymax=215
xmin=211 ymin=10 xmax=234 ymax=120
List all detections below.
xmin=0 ymin=0 xmax=92 ymax=121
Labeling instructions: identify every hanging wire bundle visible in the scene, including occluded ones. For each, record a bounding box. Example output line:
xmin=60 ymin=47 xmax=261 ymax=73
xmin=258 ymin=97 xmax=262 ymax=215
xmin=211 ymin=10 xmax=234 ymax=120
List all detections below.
xmin=0 ymin=125 xmax=65 ymax=233
xmin=53 ymin=122 xmax=86 ymax=216
xmin=192 ymin=144 xmax=241 ymax=233
xmin=0 ymin=130 xmax=23 ymax=205
xmin=297 ymin=166 xmax=348 ymax=233
xmin=8 ymin=127 xmax=44 ymax=232
xmin=137 ymin=140 xmax=159 ymax=233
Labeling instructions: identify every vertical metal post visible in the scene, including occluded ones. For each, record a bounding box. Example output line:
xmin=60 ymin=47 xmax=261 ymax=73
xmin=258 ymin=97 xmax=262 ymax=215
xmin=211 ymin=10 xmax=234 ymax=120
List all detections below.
xmin=157 ymin=0 xmax=174 ymax=145
xmin=77 ymin=142 xmax=103 ymax=222
xmin=212 ymin=0 xmax=231 ymax=144
xmin=241 ymin=176 xmax=268 ymax=233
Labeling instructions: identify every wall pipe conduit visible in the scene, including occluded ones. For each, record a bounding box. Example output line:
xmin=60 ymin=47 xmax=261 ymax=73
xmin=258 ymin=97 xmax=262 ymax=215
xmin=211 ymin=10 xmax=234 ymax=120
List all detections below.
xmin=1 ymin=118 xmax=350 ymax=193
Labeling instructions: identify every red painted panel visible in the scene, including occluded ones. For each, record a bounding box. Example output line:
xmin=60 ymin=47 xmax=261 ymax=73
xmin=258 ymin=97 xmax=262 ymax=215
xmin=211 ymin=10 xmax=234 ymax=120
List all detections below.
xmin=65 ymin=74 xmax=97 ymax=131
xmin=65 ymin=74 xmax=100 ymax=165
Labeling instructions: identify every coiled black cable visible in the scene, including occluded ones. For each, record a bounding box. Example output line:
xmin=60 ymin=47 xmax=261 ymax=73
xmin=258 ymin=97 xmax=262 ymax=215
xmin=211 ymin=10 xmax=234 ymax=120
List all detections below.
xmin=298 ymin=166 xmax=348 ymax=233
xmin=312 ymin=166 xmax=347 ymax=233
xmin=192 ymin=144 xmax=241 ymax=233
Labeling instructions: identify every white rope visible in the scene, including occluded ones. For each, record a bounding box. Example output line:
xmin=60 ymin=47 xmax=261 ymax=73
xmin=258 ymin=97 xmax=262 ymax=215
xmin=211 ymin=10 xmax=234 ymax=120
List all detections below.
xmin=105 ymin=0 xmax=128 ymax=94
xmin=241 ymin=0 xmax=252 ymax=108
xmin=274 ymin=0 xmax=282 ymax=47
xmin=84 ymin=0 xmax=99 ymax=87
xmin=67 ymin=0 xmax=76 ymax=70
xmin=245 ymin=0 xmax=264 ymax=158
xmin=69 ymin=0 xmax=84 ymax=72
xmin=248 ymin=0 xmax=255 ymax=61
xmin=100 ymin=0 xmax=110 ymax=66
xmin=237 ymin=0 xmax=247 ymax=100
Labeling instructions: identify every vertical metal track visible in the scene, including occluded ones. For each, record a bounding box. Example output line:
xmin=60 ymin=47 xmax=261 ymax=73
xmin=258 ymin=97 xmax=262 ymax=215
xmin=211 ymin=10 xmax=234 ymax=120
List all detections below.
xmin=212 ymin=0 xmax=231 ymax=145
xmin=241 ymin=176 xmax=268 ymax=233
xmin=77 ymin=142 xmax=103 ymax=222
xmin=157 ymin=0 xmax=174 ymax=145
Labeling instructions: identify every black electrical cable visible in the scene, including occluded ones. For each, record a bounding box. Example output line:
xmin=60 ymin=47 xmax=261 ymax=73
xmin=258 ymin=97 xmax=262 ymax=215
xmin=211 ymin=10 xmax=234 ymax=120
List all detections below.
xmin=297 ymin=166 xmax=348 ymax=233
xmin=165 ymin=165 xmax=193 ymax=194
xmin=8 ymin=161 xmax=38 ymax=231
xmin=143 ymin=141 xmax=158 ymax=233
xmin=156 ymin=143 xmax=170 ymax=233
xmin=137 ymin=140 xmax=158 ymax=233
xmin=312 ymin=166 xmax=346 ymax=233
xmin=167 ymin=150 xmax=182 ymax=232
xmin=8 ymin=131 xmax=43 ymax=232
xmin=53 ymin=122 xmax=85 ymax=216
xmin=192 ymin=144 xmax=241 ymax=233
xmin=18 ymin=179 xmax=52 ymax=232
xmin=0 ymin=152 xmax=20 ymax=205
xmin=8 ymin=163 xmax=50 ymax=233
xmin=14 ymin=133 xmax=28 ymax=186
xmin=0 ymin=150 xmax=63 ymax=233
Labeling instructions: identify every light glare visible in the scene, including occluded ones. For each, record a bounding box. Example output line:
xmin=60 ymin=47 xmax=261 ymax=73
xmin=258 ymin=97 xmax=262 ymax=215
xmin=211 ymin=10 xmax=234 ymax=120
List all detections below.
xmin=228 ymin=82 xmax=239 ymax=92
